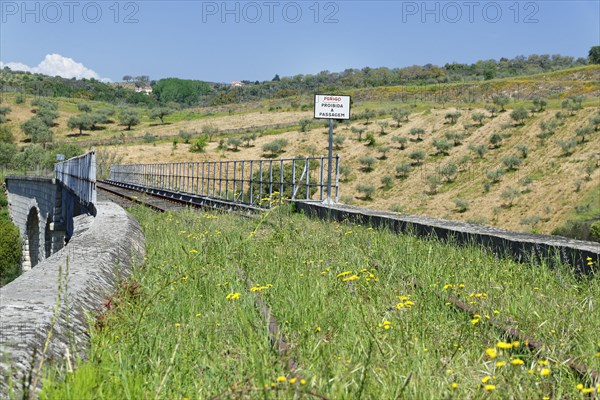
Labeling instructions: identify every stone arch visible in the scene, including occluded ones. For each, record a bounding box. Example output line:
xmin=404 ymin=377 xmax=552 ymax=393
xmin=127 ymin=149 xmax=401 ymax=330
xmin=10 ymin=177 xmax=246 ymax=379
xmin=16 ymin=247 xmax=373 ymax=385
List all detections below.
xmin=25 ymin=207 xmax=40 ymax=269
xmin=45 ymin=216 xmax=52 ymax=258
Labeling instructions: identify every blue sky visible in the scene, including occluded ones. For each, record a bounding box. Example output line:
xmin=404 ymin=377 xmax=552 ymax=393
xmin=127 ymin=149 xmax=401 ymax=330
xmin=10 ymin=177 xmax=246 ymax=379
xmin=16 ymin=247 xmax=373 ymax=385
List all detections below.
xmin=1 ymin=1 xmax=598 ymax=82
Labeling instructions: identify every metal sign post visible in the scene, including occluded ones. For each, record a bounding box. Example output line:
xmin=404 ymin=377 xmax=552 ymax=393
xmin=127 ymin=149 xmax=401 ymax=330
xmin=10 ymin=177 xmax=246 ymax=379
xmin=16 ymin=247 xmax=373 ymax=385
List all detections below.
xmin=314 ymin=94 xmax=351 ymax=205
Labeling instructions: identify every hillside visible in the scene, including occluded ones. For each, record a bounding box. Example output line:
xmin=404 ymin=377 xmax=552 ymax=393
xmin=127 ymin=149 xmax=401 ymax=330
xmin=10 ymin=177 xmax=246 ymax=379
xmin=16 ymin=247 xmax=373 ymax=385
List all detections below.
xmin=1 ymin=66 xmax=599 ymax=238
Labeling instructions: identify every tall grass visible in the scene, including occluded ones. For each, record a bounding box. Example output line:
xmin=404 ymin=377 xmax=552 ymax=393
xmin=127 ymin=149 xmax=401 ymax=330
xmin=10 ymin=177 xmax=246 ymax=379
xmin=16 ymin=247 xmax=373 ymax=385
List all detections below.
xmin=39 ymin=205 xmax=600 ymax=399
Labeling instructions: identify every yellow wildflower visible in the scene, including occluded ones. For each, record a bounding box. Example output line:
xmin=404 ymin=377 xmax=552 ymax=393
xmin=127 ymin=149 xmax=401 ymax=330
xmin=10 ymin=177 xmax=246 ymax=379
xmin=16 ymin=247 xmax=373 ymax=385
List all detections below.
xmin=510 ymin=359 xmax=524 ymax=366
xmin=483 ymin=385 xmax=496 ymax=391
xmin=277 ymin=376 xmax=287 ymax=383
xmin=336 ymin=271 xmax=352 ymax=278
xmin=289 ymin=377 xmax=297 ymax=384
xmin=495 ymin=361 xmax=506 ymax=367
xmin=195 ymin=313 xmax=201 ymax=318
xmin=511 ymin=341 xmax=520 ymax=348
xmin=481 ymin=376 xmax=491 ymax=383
xmin=538 ymin=360 xmax=549 ymax=366
xmin=486 ymin=348 xmax=497 ymax=359
xmin=190 ymin=249 xmax=198 ymax=254
xmin=496 ymin=341 xmax=512 ymax=349
xmin=581 ymin=388 xmax=594 ymax=394
xmin=540 ymin=368 xmax=551 ymax=376
xmin=451 ymin=382 xmax=458 ymax=389
xmin=342 ymin=275 xmax=359 ymax=282
xmin=175 ymin=323 xmax=181 ymax=328
xmin=471 ymin=318 xmax=480 ymax=325
xmin=226 ymin=292 xmax=240 ymax=300
xmin=300 ymin=379 xmax=306 ymax=385
xmin=577 ymin=384 xmax=584 ymax=391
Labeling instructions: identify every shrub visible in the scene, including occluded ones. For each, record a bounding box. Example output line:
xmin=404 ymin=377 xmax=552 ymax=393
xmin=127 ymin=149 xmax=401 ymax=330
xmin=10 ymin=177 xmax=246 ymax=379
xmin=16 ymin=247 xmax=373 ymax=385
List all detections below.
xmin=445 ymin=111 xmax=461 ymax=124
xmin=445 ymin=131 xmax=465 ymax=146
xmin=339 ymin=164 xmax=352 ymax=182
xmin=299 ymin=118 xmax=312 ymax=132
xmin=502 ymin=155 xmax=522 ymax=171
xmin=356 ymin=183 xmax=375 ymax=200
xmin=440 ymin=162 xmax=458 ymax=182
xmin=365 ymin=132 xmax=377 ymax=147
xmin=381 ymin=175 xmax=393 ymax=189
xmin=333 ymin=134 xmax=346 ymax=150
xmin=516 ymin=144 xmax=529 ymax=159
xmin=227 ymin=137 xmax=242 ymax=151
xmin=189 ymin=135 xmax=209 ymax=153
xmin=469 ymin=144 xmax=486 ymax=158
xmin=557 ymin=139 xmax=577 ymax=156
xmin=552 ymin=220 xmax=599 ymax=242
xmin=486 ymin=168 xmax=505 ymax=183
xmin=351 ymin=126 xmax=366 ymax=141
xmin=377 ymin=121 xmax=389 ymax=135
xmin=376 ymin=145 xmax=390 ymax=159
xmin=143 ymin=132 xmax=156 ymax=143
xmin=392 ymin=135 xmax=408 ymax=150
xmin=453 ymin=198 xmax=469 ymax=213
xmin=472 ymin=112 xmax=485 ymax=126
xmin=179 ymin=130 xmax=196 ymax=143
xmin=409 ymin=149 xmax=425 ymax=165
xmin=395 ymin=163 xmax=412 ymax=178
xmin=575 ymin=126 xmax=593 ymax=143
xmin=358 ymin=155 xmax=376 ymax=172
xmin=510 ymin=107 xmax=529 ymax=125
xmin=489 ymin=133 xmax=503 ymax=148
xmin=426 ymin=174 xmax=441 ymax=194
xmin=501 ymin=186 xmax=519 ymax=207
xmin=241 ymin=132 xmax=257 ymax=147
xmin=0 ymin=218 xmax=22 ymax=286
xmin=432 ymin=138 xmax=452 ymax=156
xmin=409 ymin=127 xmax=425 ymax=141
xmin=262 ymin=138 xmax=288 ymax=157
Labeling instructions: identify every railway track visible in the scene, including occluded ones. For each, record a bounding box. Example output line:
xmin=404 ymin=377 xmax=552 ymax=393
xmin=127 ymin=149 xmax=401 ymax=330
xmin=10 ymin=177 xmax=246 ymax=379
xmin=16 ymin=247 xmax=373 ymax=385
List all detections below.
xmin=99 ymin=181 xmax=599 ymax=393
xmin=97 ymin=181 xmax=190 ymax=212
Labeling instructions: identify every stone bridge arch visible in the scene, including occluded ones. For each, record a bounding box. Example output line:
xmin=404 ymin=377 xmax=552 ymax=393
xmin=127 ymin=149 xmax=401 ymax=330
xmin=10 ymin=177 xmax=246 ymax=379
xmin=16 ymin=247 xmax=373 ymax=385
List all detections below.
xmin=24 ymin=207 xmax=41 ymax=270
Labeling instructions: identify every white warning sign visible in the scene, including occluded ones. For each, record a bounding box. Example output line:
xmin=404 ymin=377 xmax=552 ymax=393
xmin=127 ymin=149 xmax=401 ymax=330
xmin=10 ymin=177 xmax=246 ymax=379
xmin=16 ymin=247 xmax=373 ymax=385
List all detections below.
xmin=314 ymin=94 xmax=351 ymax=120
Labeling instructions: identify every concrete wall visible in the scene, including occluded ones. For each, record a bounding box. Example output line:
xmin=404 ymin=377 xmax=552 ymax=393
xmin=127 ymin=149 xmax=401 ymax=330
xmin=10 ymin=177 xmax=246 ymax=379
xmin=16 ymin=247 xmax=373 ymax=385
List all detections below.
xmin=294 ymin=201 xmax=600 ymax=276
xmin=5 ymin=176 xmax=64 ymax=271
xmin=0 ymin=202 xmax=145 ymax=397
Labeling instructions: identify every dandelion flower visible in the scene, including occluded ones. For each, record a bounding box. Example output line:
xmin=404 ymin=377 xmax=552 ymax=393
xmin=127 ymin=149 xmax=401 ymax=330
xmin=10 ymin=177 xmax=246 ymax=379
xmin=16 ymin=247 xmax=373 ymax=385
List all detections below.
xmin=451 ymin=382 xmax=458 ymax=389
xmin=510 ymin=359 xmax=524 ymax=366
xmin=486 ymin=348 xmax=497 ymax=359
xmin=226 ymin=292 xmax=240 ymax=300
xmin=190 ymin=249 xmax=198 ymax=254
xmin=470 ymin=318 xmax=480 ymax=325
xmin=538 ymin=360 xmax=549 ymax=366
xmin=195 ymin=313 xmax=201 ymax=318
xmin=540 ymin=368 xmax=551 ymax=376
xmin=576 ymin=384 xmax=584 ymax=391
xmin=581 ymin=388 xmax=594 ymax=394
xmin=483 ymin=384 xmax=496 ymax=391
xmin=496 ymin=341 xmax=512 ymax=349
xmin=300 ymin=379 xmax=307 ymax=385
xmin=277 ymin=376 xmax=287 ymax=383
xmin=289 ymin=377 xmax=297 ymax=384
xmin=481 ymin=376 xmax=491 ymax=383
xmin=511 ymin=341 xmax=520 ymax=348
xmin=495 ymin=361 xmax=506 ymax=367
xmin=336 ymin=271 xmax=352 ymax=278
xmin=175 ymin=323 xmax=181 ymax=328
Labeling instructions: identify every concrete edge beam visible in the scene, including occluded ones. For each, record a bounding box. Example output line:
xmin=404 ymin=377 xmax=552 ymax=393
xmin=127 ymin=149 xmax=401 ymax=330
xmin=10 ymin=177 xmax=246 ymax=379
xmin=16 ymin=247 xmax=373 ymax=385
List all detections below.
xmin=293 ymin=201 xmax=600 ymax=276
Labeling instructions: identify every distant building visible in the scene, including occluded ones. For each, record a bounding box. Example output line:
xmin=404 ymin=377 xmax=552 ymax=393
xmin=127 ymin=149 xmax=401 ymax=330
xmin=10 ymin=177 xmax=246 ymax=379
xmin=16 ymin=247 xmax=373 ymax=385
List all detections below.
xmin=231 ymin=81 xmax=244 ymax=87
xmin=135 ymin=86 xmax=153 ymax=95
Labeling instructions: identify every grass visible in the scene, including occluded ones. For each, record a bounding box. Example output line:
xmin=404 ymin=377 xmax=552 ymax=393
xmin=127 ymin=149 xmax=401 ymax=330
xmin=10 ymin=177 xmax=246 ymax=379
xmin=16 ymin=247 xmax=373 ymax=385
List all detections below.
xmin=36 ymin=205 xmax=600 ymax=399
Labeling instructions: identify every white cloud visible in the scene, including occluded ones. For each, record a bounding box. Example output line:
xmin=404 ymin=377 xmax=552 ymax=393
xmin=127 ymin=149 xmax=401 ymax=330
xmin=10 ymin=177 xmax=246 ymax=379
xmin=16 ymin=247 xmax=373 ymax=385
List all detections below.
xmin=0 ymin=54 xmax=111 ymax=82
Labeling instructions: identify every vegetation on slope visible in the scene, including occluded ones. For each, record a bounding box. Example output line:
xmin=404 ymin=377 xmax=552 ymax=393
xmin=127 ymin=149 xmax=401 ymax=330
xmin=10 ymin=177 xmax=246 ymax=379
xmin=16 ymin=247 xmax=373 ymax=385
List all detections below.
xmin=0 ymin=172 xmax=22 ymax=286
xmin=37 ymin=206 xmax=600 ymax=399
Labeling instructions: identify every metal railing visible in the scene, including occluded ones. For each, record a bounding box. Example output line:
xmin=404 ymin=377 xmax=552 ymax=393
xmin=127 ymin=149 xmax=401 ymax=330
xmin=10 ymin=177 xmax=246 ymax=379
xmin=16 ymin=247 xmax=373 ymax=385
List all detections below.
xmin=109 ymin=156 xmax=340 ymax=207
xmin=55 ymin=151 xmax=97 ymax=206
